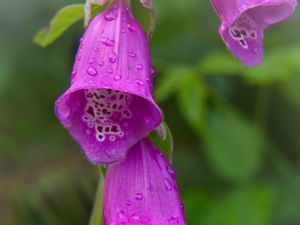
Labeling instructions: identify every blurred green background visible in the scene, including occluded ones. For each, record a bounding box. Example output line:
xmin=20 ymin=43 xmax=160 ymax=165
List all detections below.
xmin=1 ymin=0 xmax=300 ymax=224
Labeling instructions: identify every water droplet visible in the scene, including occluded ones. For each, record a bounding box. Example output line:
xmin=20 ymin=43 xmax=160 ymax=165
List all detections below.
xmin=151 ymin=66 xmax=156 ymax=76
xmin=127 ymin=23 xmax=136 ymax=32
xmin=71 ymin=70 xmax=77 ymax=78
xmin=109 ymin=52 xmax=117 ymax=63
xmin=114 ymin=75 xmax=122 ymax=81
xmin=164 ymin=178 xmax=172 ymax=191
xmin=121 ymin=28 xmax=126 ymax=33
xmin=180 ymin=203 xmax=185 ymax=210
xmin=88 ymin=58 xmax=96 ymax=64
xmin=87 ymin=66 xmax=98 ymax=76
xmin=169 ymin=216 xmax=179 ymax=225
xmin=80 ymin=38 xmax=84 ymax=43
xmin=130 ymin=214 xmax=140 ymax=221
xmin=136 ymin=80 xmax=144 ymax=86
xmin=105 ymin=12 xmax=117 ymax=21
xmin=166 ymin=166 xmax=176 ymax=178
xmin=126 ymin=200 xmax=131 ymax=206
xmin=129 ymin=52 xmax=136 ymax=58
xmin=134 ymin=193 xmax=143 ymax=200
xmin=94 ymin=47 xmax=99 ymax=52
xmin=136 ymin=64 xmax=144 ymax=70
xmin=99 ymin=60 xmax=104 ymax=67
xmin=108 ymin=68 xmax=114 ymax=74
xmin=100 ymin=37 xmax=115 ymax=46
xmin=77 ymin=56 xmax=81 ymax=61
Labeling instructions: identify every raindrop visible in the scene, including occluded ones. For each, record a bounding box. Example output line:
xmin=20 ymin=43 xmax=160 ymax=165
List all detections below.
xmin=98 ymin=60 xmax=104 ymax=67
xmin=105 ymin=12 xmax=117 ymax=21
xmin=108 ymin=68 xmax=114 ymax=74
xmin=109 ymin=52 xmax=117 ymax=63
xmin=127 ymin=23 xmax=136 ymax=32
xmin=100 ymin=37 xmax=115 ymax=46
xmin=88 ymin=58 xmax=96 ymax=64
xmin=136 ymin=64 xmax=144 ymax=70
xmin=166 ymin=166 xmax=176 ymax=178
xmin=71 ymin=70 xmax=77 ymax=78
xmin=129 ymin=52 xmax=136 ymax=58
xmin=87 ymin=66 xmax=98 ymax=76
xmin=151 ymin=66 xmax=156 ymax=77
xmin=136 ymin=80 xmax=144 ymax=86
xmin=77 ymin=56 xmax=81 ymax=61
xmin=114 ymin=75 xmax=122 ymax=81
xmin=164 ymin=178 xmax=172 ymax=191
xmin=94 ymin=47 xmax=99 ymax=52
xmin=126 ymin=200 xmax=131 ymax=206
xmin=134 ymin=193 xmax=143 ymax=201
xmin=168 ymin=216 xmax=179 ymax=225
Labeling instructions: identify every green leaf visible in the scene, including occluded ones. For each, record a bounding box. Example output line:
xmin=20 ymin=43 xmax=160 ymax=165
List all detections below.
xmin=177 ymin=74 xmax=207 ymax=135
xmin=204 ymin=185 xmax=274 ymax=225
xmin=204 ymin=109 xmax=265 ymax=182
xmin=280 ymin=73 xmax=300 ymax=112
xmin=155 ymin=66 xmax=194 ymax=103
xmin=34 ymin=4 xmax=103 ymax=47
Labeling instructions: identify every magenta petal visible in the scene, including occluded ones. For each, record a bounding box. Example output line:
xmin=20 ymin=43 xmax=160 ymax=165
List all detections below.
xmin=211 ymin=0 xmax=297 ymax=66
xmin=103 ymin=138 xmax=186 ymax=225
xmin=55 ymin=0 xmax=162 ymax=164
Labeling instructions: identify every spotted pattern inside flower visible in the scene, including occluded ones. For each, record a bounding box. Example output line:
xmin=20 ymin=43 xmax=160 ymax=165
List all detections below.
xmin=229 ymin=14 xmax=258 ymax=49
xmin=82 ymin=89 xmax=132 ymax=142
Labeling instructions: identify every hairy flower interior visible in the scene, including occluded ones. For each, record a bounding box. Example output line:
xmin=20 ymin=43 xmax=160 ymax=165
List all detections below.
xmin=82 ymin=88 xmax=132 ymax=143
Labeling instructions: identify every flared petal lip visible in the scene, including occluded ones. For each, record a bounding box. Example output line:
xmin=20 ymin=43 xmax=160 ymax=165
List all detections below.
xmin=215 ymin=0 xmax=297 ymax=31
xmin=55 ymin=83 xmax=163 ymax=125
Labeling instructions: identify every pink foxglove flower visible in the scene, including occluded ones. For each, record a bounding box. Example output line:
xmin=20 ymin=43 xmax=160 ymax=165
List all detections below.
xmin=211 ymin=0 xmax=297 ymax=66
xmin=103 ymin=138 xmax=186 ymax=225
xmin=55 ymin=0 xmax=162 ymax=164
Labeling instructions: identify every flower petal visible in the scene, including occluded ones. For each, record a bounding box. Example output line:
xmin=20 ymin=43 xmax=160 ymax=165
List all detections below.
xmin=55 ymin=0 xmax=162 ymax=164
xmin=211 ymin=0 xmax=297 ymax=66
xmin=103 ymin=138 xmax=186 ymax=225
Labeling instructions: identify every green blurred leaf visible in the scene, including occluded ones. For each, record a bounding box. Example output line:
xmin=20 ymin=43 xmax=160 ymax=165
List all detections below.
xmin=200 ymin=46 xmax=300 ymax=85
xmin=204 ymin=109 xmax=265 ymax=182
xmin=177 ymin=74 xmax=207 ymax=135
xmin=155 ymin=66 xmax=194 ymax=103
xmin=34 ymin=4 xmax=103 ymax=47
xmin=204 ymin=185 xmax=274 ymax=225
xmin=280 ymin=73 xmax=300 ymax=112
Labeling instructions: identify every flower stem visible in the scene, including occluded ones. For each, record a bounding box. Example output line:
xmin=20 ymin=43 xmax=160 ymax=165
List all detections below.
xmin=89 ymin=167 xmax=104 ymax=225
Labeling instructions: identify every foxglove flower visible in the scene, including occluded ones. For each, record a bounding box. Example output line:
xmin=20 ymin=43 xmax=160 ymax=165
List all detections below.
xmin=103 ymin=138 xmax=186 ymax=225
xmin=55 ymin=0 xmax=162 ymax=164
xmin=211 ymin=0 xmax=297 ymax=66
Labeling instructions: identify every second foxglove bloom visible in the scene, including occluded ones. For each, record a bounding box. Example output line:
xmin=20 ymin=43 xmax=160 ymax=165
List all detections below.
xmin=103 ymin=138 xmax=186 ymax=225
xmin=55 ymin=0 xmax=162 ymax=164
xmin=211 ymin=0 xmax=297 ymax=66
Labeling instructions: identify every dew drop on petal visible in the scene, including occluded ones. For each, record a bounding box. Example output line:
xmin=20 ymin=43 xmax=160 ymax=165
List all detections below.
xmin=136 ymin=64 xmax=144 ymax=70
xmin=109 ymin=52 xmax=118 ymax=63
xmin=71 ymin=70 xmax=77 ymax=78
xmin=151 ymin=66 xmax=156 ymax=77
xmin=108 ymin=68 xmax=114 ymax=74
xmin=88 ymin=58 xmax=96 ymax=64
xmin=127 ymin=23 xmax=136 ymax=32
xmin=105 ymin=12 xmax=117 ymax=21
xmin=164 ymin=178 xmax=173 ymax=191
xmin=134 ymin=193 xmax=143 ymax=201
xmin=87 ymin=66 xmax=98 ymax=76
xmin=129 ymin=52 xmax=136 ymax=58
xmin=136 ymin=79 xmax=144 ymax=86
xmin=114 ymin=75 xmax=122 ymax=81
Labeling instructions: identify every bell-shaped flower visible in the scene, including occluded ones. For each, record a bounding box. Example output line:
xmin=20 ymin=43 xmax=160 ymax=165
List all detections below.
xmin=211 ymin=0 xmax=297 ymax=66
xmin=55 ymin=0 xmax=162 ymax=164
xmin=103 ymin=138 xmax=186 ymax=225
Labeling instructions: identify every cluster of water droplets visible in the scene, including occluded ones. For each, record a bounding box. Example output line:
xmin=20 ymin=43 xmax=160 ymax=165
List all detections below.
xmin=229 ymin=14 xmax=258 ymax=49
xmin=82 ymin=89 xmax=132 ymax=142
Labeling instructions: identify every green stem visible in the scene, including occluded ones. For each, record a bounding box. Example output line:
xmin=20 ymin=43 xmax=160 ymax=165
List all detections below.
xmin=89 ymin=167 xmax=104 ymax=225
